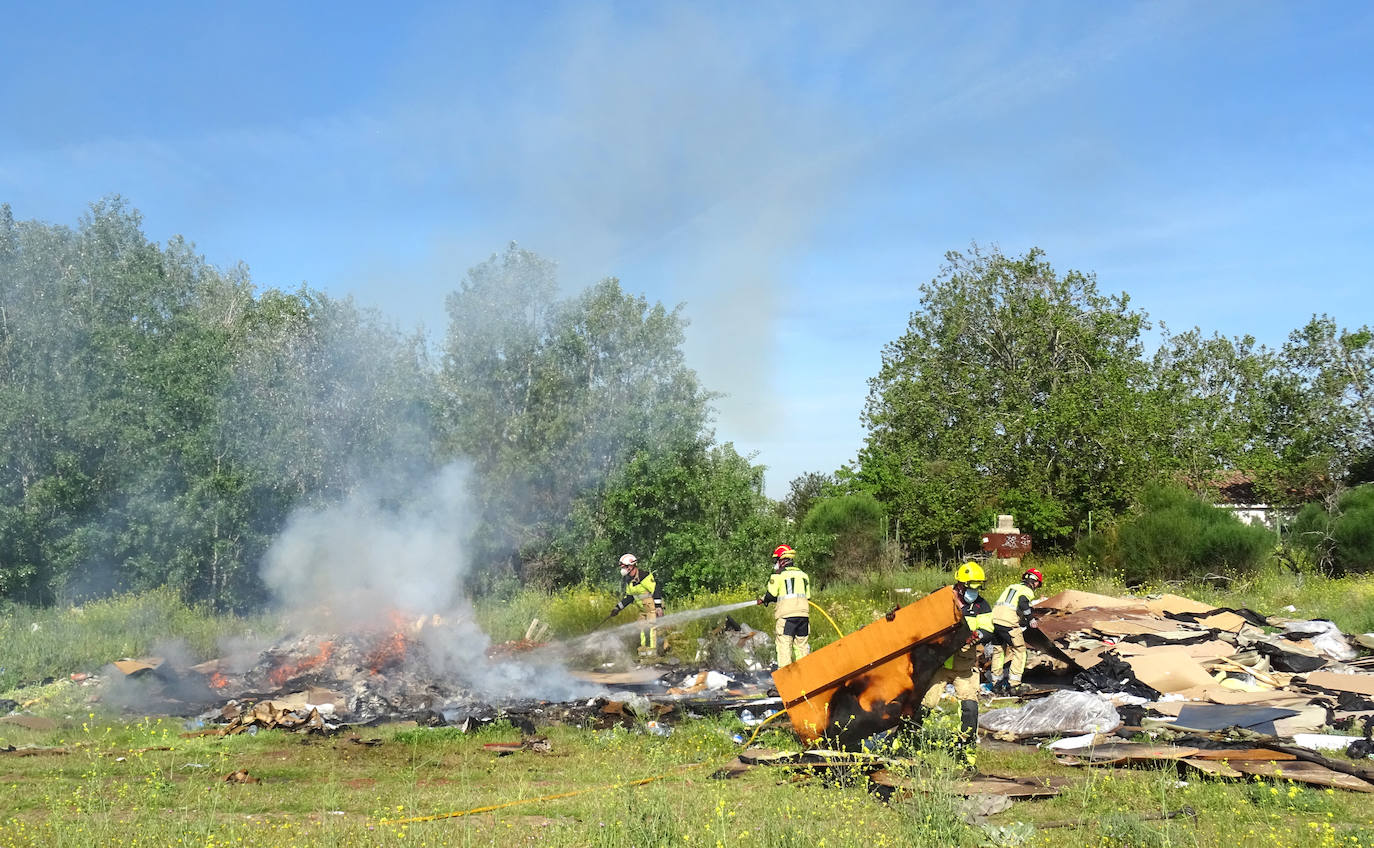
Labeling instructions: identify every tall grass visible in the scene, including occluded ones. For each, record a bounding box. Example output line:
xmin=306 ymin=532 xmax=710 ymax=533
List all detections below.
xmin=0 ymin=587 xmax=276 ymax=692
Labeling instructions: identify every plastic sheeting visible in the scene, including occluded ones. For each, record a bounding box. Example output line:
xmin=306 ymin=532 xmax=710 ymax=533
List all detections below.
xmin=1073 ymin=653 xmax=1162 ymax=701
xmin=979 ymin=690 xmax=1122 ymax=739
xmin=1283 ymin=620 xmax=1358 ymax=662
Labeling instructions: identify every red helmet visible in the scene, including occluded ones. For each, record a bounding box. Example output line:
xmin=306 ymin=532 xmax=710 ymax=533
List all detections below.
xmin=1022 ymin=568 xmax=1044 ymax=588
xmin=772 ymin=544 xmax=795 ymax=560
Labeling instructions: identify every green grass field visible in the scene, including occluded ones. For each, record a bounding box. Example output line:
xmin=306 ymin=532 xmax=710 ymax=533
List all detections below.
xmin=3 ymin=709 xmax=1374 ymax=847
xmin=5 ymin=561 xmax=1374 ymax=846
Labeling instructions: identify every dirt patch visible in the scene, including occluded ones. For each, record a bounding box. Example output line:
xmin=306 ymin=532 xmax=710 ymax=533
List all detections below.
xmin=344 ymin=777 xmax=376 ymax=789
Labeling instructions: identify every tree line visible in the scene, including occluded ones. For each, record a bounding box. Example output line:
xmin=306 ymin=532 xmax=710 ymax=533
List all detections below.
xmin=0 ymin=199 xmax=785 ymax=610
xmin=2 ymin=201 xmax=1370 ymax=610
xmin=848 ymin=246 xmax=1373 ymax=570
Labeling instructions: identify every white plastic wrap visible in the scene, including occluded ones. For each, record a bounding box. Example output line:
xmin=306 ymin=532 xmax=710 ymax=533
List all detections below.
xmin=1283 ymin=620 xmax=1357 ymax=662
xmin=978 ymin=690 xmax=1122 ymax=739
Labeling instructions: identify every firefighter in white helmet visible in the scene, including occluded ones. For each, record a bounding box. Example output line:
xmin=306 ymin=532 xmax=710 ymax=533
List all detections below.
xmin=607 ymin=554 xmax=664 ymax=657
xmin=757 ymin=544 xmax=810 ymax=667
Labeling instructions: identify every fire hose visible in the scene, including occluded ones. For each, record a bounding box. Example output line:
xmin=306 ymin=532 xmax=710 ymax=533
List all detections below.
xmin=809 ymin=600 xmax=845 ymax=637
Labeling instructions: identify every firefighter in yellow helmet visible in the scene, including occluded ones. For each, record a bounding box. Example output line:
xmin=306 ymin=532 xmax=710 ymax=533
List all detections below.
xmin=918 ymin=561 xmax=994 ymax=761
xmin=757 ymin=544 xmax=810 ymax=667
xmin=607 ymin=554 xmax=664 ymax=657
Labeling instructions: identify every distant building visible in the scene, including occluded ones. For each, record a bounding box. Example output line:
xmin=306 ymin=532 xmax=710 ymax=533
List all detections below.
xmin=1212 ymin=471 xmax=1282 ymax=529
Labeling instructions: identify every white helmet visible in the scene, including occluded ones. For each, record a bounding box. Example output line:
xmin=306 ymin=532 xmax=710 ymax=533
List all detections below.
xmin=618 ymin=553 xmax=637 ymax=567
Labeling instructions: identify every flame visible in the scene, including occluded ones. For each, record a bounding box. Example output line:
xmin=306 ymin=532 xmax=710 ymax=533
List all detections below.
xmin=365 ymin=611 xmax=411 ymax=674
xmin=209 ymin=672 xmax=229 ymax=690
xmin=268 ymin=640 xmax=335 ymax=687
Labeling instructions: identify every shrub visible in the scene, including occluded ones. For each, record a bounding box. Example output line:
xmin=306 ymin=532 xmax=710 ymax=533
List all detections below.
xmin=1104 ymin=484 xmax=1272 ymax=584
xmin=1288 ymin=484 xmax=1374 ymax=573
xmin=799 ymin=494 xmax=889 ymax=581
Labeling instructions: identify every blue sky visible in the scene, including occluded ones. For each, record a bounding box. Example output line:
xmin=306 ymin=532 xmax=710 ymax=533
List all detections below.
xmin=2 ymin=1 xmax=1371 ymax=497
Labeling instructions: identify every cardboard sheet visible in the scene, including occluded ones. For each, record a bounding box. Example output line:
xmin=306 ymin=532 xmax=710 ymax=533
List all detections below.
xmin=1114 ymin=640 xmax=1235 ymax=662
xmin=568 ymin=668 xmax=666 ymax=685
xmin=1039 ymin=590 xmax=1140 ymax=613
xmin=1123 ymin=648 xmax=1216 ymax=694
xmin=1143 ymin=594 xmax=1218 ymax=617
xmin=1304 ymin=671 xmax=1374 ymax=697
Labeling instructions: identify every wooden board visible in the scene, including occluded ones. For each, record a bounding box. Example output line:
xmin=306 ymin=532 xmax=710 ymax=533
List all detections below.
xmin=772 ymin=587 xmax=961 ymax=745
xmin=1187 ymin=748 xmax=1296 ymax=762
xmin=1182 ymin=758 xmax=1242 ymax=778
xmin=1230 ymin=760 xmax=1374 ymax=793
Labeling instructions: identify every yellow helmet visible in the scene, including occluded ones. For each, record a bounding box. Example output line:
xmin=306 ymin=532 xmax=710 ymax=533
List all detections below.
xmin=955 ymin=561 xmax=985 ymax=587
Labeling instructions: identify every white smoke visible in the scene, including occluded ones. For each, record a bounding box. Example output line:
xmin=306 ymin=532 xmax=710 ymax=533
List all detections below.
xmin=258 ymin=461 xmax=598 ymax=702
xmin=260 ymin=462 xmax=476 ymax=626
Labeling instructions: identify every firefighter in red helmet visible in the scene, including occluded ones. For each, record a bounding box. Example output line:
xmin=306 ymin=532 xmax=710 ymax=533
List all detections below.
xmin=990 ymin=567 xmax=1044 ymax=695
xmin=757 ymin=545 xmax=810 ymax=667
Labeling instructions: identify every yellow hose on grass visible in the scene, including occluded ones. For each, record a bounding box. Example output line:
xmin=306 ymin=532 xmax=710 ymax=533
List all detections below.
xmin=809 ymin=600 xmax=845 ymax=638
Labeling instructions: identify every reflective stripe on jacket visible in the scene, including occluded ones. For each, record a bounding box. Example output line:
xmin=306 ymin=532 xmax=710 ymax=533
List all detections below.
xmin=992 ymin=582 xmax=1034 ymax=627
xmin=621 ymin=572 xmax=659 ymax=613
xmin=765 ymin=566 xmax=810 ymax=619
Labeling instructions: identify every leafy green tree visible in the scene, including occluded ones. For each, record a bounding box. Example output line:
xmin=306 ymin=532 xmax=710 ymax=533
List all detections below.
xmin=780 ymin=471 xmax=836 ymax=524
xmin=439 ymin=245 xmax=714 ymax=585
xmin=1263 ymin=317 xmax=1373 ymax=504
xmin=1150 ymin=328 xmax=1275 ymax=494
xmin=855 ymin=246 xmax=1157 ymax=558
xmin=0 ymin=199 xmax=436 ymax=609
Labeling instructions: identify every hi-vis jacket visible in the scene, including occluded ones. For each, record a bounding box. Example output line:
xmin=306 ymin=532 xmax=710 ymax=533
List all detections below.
xmin=992 ymin=582 xmax=1035 ymax=628
xmin=762 ymin=565 xmax=810 ymax=619
xmin=615 ymin=571 xmax=662 ymax=614
xmin=946 ymin=593 xmax=994 ymax=669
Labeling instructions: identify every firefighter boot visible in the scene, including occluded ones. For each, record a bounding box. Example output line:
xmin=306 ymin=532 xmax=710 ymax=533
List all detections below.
xmin=954 ymin=699 xmax=980 ymax=768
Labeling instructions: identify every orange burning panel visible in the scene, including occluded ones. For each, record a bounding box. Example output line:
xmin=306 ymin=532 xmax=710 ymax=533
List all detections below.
xmin=772 ymin=587 xmax=964 ymax=748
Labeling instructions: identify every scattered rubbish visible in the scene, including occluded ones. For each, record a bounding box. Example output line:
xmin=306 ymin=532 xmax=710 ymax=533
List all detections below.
xmin=1072 ymin=654 xmax=1160 ymax=701
xmin=1291 ymin=733 xmax=1363 ymax=752
xmin=482 ymin=737 xmax=552 ymax=755
xmin=0 ymin=699 xmax=21 ymax=715
xmin=646 ymin=721 xmax=672 ymax=737
xmin=1282 ymin=620 xmax=1357 ymax=662
xmin=1042 ymin=733 xmax=1099 ymax=751
xmin=69 ymin=672 xmax=90 ymax=682
xmin=223 ymin=769 xmax=261 ymax=784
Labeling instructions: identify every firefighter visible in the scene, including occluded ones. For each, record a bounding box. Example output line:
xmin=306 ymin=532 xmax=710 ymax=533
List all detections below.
xmin=607 ymin=554 xmax=664 ymax=657
xmin=757 ymin=544 xmax=810 ymax=668
xmin=990 ymin=567 xmax=1044 ymax=695
xmin=918 ymin=561 xmax=994 ymax=761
